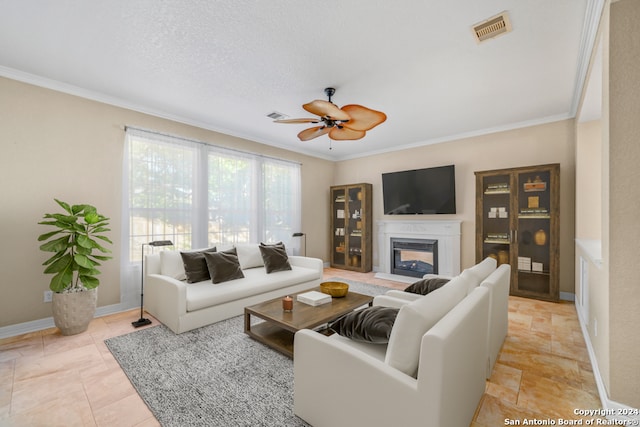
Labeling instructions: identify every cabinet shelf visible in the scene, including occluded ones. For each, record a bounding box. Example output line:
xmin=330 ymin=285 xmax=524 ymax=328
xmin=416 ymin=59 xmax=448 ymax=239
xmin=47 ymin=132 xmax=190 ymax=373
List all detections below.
xmin=518 ymin=270 xmax=550 ymax=276
xmin=476 ymin=164 xmax=559 ymax=302
xmin=484 ymin=239 xmax=511 ymax=244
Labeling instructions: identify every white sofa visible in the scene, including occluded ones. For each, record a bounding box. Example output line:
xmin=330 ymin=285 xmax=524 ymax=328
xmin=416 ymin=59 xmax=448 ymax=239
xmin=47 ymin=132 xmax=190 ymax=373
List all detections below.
xmin=294 ymin=257 xmax=508 ymax=427
xmin=144 ymin=244 xmax=324 ymax=334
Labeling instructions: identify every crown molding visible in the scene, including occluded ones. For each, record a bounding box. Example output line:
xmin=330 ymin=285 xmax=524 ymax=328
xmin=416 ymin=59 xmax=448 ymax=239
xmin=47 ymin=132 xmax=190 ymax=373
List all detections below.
xmin=569 ymin=0 xmax=606 ymax=117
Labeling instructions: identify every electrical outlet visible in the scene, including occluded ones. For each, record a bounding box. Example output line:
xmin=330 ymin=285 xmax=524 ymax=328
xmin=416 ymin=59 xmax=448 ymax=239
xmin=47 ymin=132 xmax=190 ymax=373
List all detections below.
xmin=44 ymin=290 xmax=53 ymax=303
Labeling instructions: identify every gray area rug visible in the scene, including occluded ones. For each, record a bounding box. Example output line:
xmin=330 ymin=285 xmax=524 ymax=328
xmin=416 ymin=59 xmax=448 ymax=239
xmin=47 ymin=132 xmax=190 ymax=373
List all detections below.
xmin=105 ymin=279 xmax=391 ymax=427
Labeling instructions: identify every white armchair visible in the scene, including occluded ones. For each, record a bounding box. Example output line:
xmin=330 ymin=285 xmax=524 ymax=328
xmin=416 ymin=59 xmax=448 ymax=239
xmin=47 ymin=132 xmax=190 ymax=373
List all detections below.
xmin=293 ymin=286 xmax=490 ymax=427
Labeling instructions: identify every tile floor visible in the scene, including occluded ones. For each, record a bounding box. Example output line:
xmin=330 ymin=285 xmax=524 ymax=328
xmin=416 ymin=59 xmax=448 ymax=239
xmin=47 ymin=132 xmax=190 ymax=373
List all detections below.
xmin=0 ymin=269 xmax=602 ymax=426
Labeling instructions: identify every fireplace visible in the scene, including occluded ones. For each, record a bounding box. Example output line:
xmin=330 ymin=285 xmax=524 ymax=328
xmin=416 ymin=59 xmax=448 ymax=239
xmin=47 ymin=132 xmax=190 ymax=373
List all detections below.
xmin=391 ymin=238 xmax=438 ymax=278
xmin=376 ymin=220 xmax=461 ymax=281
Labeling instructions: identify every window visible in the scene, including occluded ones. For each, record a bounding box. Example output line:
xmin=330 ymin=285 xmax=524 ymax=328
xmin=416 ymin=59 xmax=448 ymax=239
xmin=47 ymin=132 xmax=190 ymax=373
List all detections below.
xmin=123 ymin=128 xmax=301 ymax=263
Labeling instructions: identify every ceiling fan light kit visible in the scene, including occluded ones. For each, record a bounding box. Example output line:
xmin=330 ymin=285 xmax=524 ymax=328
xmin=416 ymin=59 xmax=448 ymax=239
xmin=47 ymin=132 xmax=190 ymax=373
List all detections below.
xmin=275 ymin=87 xmax=386 ymax=142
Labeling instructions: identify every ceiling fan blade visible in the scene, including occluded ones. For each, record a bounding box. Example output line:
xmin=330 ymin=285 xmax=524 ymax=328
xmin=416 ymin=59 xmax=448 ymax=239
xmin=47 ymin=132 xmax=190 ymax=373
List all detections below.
xmin=274 ymin=118 xmax=320 ymax=124
xmin=339 ymin=104 xmax=387 ymax=131
xmin=329 ymin=127 xmax=366 ymax=141
xmin=303 ymin=100 xmax=351 ymax=121
xmin=298 ymin=126 xmax=330 ymax=141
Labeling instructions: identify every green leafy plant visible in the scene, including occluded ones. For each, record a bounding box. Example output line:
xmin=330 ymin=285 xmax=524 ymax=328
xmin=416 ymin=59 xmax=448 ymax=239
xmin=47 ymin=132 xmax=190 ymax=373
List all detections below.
xmin=38 ymin=199 xmax=113 ymax=292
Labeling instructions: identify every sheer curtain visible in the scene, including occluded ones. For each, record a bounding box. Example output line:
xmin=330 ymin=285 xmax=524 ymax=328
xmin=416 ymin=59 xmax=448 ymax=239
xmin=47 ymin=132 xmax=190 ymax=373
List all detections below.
xmin=120 ymin=128 xmax=301 ymax=308
xmin=206 ymin=148 xmax=256 ymax=246
xmin=261 ymin=157 xmax=302 ymax=245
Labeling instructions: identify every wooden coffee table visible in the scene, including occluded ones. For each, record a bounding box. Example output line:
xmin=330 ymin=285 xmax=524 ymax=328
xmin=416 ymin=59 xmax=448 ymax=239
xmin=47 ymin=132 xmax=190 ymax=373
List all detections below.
xmin=244 ymin=286 xmax=373 ymax=358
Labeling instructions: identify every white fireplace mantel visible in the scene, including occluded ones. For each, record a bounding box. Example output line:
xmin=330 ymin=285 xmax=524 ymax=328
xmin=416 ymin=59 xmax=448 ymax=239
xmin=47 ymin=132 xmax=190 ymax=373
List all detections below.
xmin=376 ymin=219 xmax=462 ymax=280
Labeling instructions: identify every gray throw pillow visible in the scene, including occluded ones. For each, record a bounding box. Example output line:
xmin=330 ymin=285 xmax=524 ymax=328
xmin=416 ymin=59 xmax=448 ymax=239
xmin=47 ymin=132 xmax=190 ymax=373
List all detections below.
xmin=203 ymin=248 xmax=245 ymax=284
xmin=403 ymin=277 xmax=450 ymax=295
xmin=329 ymin=306 xmax=399 ymax=344
xmin=180 ymin=247 xmax=217 ymax=283
xmin=259 ymin=242 xmax=292 ymax=274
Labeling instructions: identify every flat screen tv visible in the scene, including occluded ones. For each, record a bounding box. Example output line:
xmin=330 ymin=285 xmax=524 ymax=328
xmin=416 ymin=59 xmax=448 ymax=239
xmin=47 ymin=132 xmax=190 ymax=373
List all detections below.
xmin=382 ymin=165 xmax=456 ymax=215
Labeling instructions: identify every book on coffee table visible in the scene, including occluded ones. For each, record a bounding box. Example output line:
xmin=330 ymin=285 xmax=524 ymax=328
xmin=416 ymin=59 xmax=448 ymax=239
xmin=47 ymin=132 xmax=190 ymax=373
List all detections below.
xmin=297 ymin=291 xmax=332 ymax=306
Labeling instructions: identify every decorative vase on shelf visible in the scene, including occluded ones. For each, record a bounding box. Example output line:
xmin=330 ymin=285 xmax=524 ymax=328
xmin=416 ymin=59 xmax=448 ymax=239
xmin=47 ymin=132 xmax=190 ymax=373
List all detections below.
xmin=534 ymin=229 xmax=547 ymax=246
xmin=497 ymin=250 xmax=509 ymax=265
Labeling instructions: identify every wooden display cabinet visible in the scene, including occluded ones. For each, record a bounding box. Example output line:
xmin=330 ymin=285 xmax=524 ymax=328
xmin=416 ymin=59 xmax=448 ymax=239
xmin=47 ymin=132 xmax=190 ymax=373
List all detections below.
xmin=330 ymin=183 xmax=372 ymax=272
xmin=475 ymin=164 xmax=560 ymax=301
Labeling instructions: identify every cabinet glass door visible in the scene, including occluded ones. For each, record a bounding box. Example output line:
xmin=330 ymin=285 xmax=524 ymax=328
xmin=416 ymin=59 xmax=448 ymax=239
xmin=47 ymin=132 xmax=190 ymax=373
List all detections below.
xmin=347 ymin=186 xmax=364 ymax=269
xmin=332 ymin=187 xmax=346 ymax=266
xmin=516 ymin=170 xmax=551 ymax=295
xmin=481 ymin=173 xmax=512 ymax=267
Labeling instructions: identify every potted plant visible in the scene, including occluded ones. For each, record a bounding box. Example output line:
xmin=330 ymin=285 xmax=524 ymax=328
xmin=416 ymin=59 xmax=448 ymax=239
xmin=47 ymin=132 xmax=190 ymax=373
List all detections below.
xmin=38 ymin=199 xmax=112 ymax=335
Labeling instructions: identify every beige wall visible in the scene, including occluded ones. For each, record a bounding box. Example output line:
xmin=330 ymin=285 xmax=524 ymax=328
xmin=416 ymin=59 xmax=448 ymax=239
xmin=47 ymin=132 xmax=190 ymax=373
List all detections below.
xmin=334 ymin=120 xmax=577 ymax=294
xmin=608 ymin=0 xmax=640 ymax=408
xmin=0 ymin=76 xmax=334 ymax=327
xmin=575 ymin=120 xmax=603 ymax=240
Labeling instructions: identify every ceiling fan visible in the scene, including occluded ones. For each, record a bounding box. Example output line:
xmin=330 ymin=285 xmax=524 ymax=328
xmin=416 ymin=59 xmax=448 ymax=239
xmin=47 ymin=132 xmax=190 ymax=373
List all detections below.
xmin=275 ymin=87 xmax=387 ymax=141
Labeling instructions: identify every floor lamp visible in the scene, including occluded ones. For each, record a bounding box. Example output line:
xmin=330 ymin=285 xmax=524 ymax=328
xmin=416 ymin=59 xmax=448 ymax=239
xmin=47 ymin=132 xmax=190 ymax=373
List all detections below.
xmin=133 ymin=239 xmax=173 ymax=328
xmin=292 ymin=232 xmax=306 ymax=257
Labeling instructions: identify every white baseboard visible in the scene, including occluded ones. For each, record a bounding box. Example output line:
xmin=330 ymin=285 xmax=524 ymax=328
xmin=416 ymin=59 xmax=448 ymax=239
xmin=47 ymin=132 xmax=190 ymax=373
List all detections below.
xmin=0 ymin=301 xmax=137 ymax=340
xmin=575 ymin=305 xmax=640 ymax=423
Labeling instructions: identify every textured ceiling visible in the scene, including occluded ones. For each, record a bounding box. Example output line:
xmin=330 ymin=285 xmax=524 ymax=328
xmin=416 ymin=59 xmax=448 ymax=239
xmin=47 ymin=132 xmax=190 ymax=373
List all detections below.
xmin=0 ymin=0 xmax=602 ymax=160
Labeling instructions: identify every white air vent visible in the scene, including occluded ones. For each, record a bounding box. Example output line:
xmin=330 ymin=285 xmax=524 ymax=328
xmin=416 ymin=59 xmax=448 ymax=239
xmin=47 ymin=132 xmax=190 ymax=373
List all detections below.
xmin=267 ymin=111 xmax=288 ymax=120
xmin=472 ymin=11 xmax=512 ymax=43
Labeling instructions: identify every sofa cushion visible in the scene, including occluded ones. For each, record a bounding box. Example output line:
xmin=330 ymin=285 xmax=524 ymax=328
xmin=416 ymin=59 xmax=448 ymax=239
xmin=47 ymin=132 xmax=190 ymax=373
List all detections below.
xmin=259 ymin=242 xmax=292 ymax=273
xmin=203 ymin=248 xmax=245 ymax=284
xmin=329 ymin=306 xmax=399 ymax=344
xmin=385 ymin=274 xmax=468 ymax=377
xmin=328 ymin=334 xmax=388 ymax=362
xmin=180 ymin=247 xmax=218 ymax=283
xmin=236 ymin=244 xmax=264 ymax=269
xmin=403 ymin=277 xmax=450 ymax=295
xmin=160 ymin=250 xmax=187 ymax=280
xmin=185 ymin=265 xmax=321 ymax=312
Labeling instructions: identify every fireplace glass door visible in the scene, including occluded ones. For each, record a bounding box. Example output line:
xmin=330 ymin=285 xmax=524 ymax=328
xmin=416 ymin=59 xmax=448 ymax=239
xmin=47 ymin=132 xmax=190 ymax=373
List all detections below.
xmin=391 ymin=238 xmax=438 ymax=278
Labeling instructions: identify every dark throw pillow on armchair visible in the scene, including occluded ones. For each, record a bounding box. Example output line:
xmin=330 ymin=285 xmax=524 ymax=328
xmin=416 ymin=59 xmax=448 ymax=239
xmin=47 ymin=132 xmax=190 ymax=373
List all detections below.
xmin=403 ymin=277 xmax=450 ymax=295
xmin=329 ymin=306 xmax=399 ymax=344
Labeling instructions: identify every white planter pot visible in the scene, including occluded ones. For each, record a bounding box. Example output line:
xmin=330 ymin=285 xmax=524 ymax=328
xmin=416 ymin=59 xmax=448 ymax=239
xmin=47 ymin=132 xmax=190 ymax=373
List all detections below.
xmin=52 ymin=288 xmax=98 ymax=336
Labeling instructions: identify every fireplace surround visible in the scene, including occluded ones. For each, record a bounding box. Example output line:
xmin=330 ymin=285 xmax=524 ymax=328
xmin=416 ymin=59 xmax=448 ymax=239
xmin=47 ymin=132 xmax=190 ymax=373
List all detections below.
xmin=376 ymin=220 xmax=461 ymax=281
